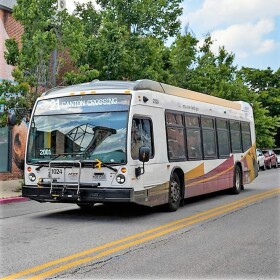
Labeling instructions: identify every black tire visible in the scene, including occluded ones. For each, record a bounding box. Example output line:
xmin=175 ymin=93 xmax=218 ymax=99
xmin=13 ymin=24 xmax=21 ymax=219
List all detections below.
xmin=230 ymin=165 xmax=242 ymax=194
xmin=77 ymin=203 xmax=95 ymax=210
xmin=267 ymin=161 xmax=272 ymax=169
xmin=166 ymin=173 xmax=181 ymax=212
xmin=261 ymin=163 xmax=266 ymax=171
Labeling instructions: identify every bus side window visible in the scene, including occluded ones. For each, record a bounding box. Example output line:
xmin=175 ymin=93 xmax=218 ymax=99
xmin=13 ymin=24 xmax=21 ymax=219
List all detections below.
xmin=131 ymin=118 xmax=153 ymax=160
xmin=230 ymin=121 xmax=242 ymax=152
xmin=216 ymin=119 xmax=230 ymax=158
xmin=241 ymin=122 xmax=251 ymax=151
xmin=201 ymin=117 xmax=217 ymax=158
xmin=166 ymin=112 xmax=186 ymax=161
xmin=167 ymin=127 xmax=186 ymax=159
xmin=185 ymin=114 xmax=202 ymax=160
xmin=186 ymin=129 xmax=202 ymax=159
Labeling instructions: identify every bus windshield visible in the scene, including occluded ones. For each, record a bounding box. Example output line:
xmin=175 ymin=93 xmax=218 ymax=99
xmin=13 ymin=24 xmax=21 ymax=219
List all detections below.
xmin=27 ymin=94 xmax=131 ymax=164
xmin=27 ymin=112 xmax=128 ymax=164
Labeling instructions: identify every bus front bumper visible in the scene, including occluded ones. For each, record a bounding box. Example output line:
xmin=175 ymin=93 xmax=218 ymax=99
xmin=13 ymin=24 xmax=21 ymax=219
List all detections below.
xmin=22 ymin=185 xmax=134 ymax=203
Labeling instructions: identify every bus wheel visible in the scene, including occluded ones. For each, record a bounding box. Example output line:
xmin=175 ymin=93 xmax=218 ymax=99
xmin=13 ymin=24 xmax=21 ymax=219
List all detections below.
xmin=231 ymin=166 xmax=242 ymax=194
xmin=77 ymin=203 xmax=95 ymax=210
xmin=167 ymin=173 xmax=181 ymax=212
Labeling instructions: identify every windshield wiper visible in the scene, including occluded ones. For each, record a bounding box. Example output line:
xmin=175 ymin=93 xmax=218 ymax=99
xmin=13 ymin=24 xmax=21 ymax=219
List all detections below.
xmin=92 ymin=160 xmax=118 ymax=173
xmin=35 ymin=153 xmax=83 ymax=171
xmin=34 ymin=154 xmax=118 ymax=173
xmin=35 ymin=154 xmax=64 ymax=171
xmin=33 ymin=160 xmax=48 ymax=171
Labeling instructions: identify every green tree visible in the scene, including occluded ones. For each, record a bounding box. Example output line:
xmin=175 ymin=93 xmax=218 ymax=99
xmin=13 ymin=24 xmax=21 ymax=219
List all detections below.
xmin=182 ymin=35 xmax=238 ymax=97
xmin=62 ymin=64 xmax=99 ymax=85
xmin=169 ymin=33 xmax=279 ymax=146
xmin=76 ymin=3 xmax=171 ymax=81
xmin=96 ymin=0 xmax=183 ymax=40
xmin=238 ymin=67 xmax=280 ymax=147
xmin=239 ymin=67 xmax=280 ymax=118
xmin=0 ymin=81 xmax=31 ymax=127
xmin=4 ymin=0 xmax=87 ymax=91
xmin=74 ymin=2 xmax=102 ymax=36
xmin=251 ymin=101 xmax=279 ymax=148
xmin=169 ymin=32 xmax=198 ymax=87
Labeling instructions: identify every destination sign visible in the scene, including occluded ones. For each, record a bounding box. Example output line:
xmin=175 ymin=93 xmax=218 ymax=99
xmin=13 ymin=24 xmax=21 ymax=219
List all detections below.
xmin=35 ymin=94 xmax=131 ymax=115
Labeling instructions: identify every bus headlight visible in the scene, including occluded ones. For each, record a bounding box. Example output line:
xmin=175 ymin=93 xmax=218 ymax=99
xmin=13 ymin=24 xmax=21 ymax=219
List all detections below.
xmin=29 ymin=173 xmax=36 ymax=182
xmin=116 ymin=174 xmax=125 ymax=184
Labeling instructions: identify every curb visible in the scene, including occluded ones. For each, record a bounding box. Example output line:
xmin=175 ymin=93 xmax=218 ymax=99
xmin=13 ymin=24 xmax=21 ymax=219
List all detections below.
xmin=0 ymin=197 xmax=29 ymax=204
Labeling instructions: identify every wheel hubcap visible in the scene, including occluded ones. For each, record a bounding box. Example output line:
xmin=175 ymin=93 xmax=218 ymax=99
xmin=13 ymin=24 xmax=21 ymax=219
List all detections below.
xmin=236 ymin=170 xmax=240 ymax=190
xmin=170 ymin=180 xmax=180 ymax=203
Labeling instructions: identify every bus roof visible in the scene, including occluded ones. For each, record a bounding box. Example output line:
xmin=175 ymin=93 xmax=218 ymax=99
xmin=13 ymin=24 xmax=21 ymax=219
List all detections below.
xmin=42 ymin=79 xmax=241 ymax=110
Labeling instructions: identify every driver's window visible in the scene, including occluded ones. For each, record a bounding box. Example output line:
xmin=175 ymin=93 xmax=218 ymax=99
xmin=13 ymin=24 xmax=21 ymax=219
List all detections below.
xmin=131 ymin=118 xmax=153 ymax=159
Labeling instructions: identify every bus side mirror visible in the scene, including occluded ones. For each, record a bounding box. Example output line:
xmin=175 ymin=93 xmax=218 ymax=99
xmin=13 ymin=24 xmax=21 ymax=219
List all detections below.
xmin=7 ymin=111 xmax=17 ymax=126
xmin=139 ymin=146 xmax=150 ymax=162
xmin=135 ymin=146 xmax=150 ymax=178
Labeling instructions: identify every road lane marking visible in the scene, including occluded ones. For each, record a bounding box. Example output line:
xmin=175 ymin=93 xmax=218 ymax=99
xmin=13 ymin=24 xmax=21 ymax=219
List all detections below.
xmin=28 ymin=188 xmax=280 ymax=280
xmin=2 ymin=188 xmax=279 ymax=280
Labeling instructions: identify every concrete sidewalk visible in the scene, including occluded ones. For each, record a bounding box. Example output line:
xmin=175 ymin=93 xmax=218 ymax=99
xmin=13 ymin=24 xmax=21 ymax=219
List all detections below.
xmin=0 ymin=179 xmax=28 ymax=204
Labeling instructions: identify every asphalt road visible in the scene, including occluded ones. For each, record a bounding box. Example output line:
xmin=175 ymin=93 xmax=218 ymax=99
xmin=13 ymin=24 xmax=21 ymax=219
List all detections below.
xmin=1 ymin=168 xmax=279 ymax=279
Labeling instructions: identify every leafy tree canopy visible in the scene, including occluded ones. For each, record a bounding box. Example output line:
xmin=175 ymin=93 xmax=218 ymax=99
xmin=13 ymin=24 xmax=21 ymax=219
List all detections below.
xmin=168 ymin=33 xmax=280 ymax=146
xmin=5 ymin=0 xmax=87 ymax=90
xmin=62 ymin=64 xmax=99 ymax=85
xmin=0 ymin=80 xmax=31 ymax=127
xmin=238 ymin=67 xmax=280 ymax=147
xmin=239 ymin=67 xmax=280 ymax=118
xmin=1 ymin=0 xmax=279 ymax=146
xmin=96 ymin=0 xmax=183 ymax=40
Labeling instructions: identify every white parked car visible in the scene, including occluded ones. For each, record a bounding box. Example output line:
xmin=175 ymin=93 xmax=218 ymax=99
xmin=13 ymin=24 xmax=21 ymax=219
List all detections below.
xmin=256 ymin=148 xmax=266 ymax=171
xmin=274 ymin=148 xmax=280 ymax=166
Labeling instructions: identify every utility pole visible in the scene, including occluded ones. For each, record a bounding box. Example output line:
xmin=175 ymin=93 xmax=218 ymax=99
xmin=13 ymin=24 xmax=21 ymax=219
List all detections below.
xmin=51 ymin=0 xmax=66 ymax=88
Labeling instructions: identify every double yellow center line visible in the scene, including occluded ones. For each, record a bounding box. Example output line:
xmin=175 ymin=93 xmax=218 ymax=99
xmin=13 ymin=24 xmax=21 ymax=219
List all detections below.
xmin=2 ymin=188 xmax=279 ymax=280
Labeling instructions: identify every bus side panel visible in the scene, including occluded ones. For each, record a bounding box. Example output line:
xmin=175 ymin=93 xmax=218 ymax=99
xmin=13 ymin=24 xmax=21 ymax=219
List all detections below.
xmin=216 ymin=156 xmax=234 ymax=191
xmin=185 ymin=183 xmax=204 ymax=198
xmin=240 ymin=143 xmax=258 ymax=185
xmin=184 ymin=162 xmax=204 ymax=198
xmin=185 ymin=157 xmax=235 ymax=197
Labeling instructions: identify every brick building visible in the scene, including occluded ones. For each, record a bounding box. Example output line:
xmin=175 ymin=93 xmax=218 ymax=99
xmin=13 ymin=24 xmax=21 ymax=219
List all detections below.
xmin=0 ymin=1 xmax=80 ymax=181
xmin=0 ymin=0 xmax=25 ymax=180
xmin=0 ymin=0 xmax=22 ymax=80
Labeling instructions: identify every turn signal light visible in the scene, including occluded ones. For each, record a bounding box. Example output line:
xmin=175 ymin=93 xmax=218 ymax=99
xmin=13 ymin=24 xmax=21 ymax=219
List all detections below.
xmin=27 ymin=167 xmax=32 ymax=172
xmin=121 ymin=167 xmax=127 ymax=173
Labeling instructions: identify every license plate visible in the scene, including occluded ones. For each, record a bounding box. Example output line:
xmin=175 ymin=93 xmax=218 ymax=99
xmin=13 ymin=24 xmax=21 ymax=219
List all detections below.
xmin=93 ymin=173 xmax=106 ymax=181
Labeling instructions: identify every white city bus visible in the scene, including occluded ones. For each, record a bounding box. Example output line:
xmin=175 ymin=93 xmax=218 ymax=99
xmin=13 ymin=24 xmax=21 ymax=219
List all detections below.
xmin=22 ymin=80 xmax=258 ymax=211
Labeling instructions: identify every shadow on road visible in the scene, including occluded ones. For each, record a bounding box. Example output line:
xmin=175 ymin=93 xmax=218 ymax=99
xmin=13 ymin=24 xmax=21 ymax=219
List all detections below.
xmin=33 ymin=188 xmax=255 ymax=222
